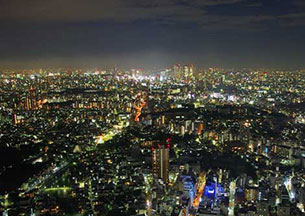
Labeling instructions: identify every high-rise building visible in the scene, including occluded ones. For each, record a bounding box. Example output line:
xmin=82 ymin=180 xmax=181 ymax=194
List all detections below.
xmin=113 ymin=65 xmax=119 ymax=78
xmin=25 ymin=87 xmax=37 ymax=110
xmin=152 ymin=140 xmax=170 ymax=184
xmin=259 ymin=72 xmax=267 ymax=82
xmin=183 ymin=64 xmax=195 ymax=82
xmin=183 ymin=65 xmax=193 ymax=82
xmin=173 ymin=63 xmax=196 ymax=81
xmin=173 ymin=64 xmax=183 ymax=80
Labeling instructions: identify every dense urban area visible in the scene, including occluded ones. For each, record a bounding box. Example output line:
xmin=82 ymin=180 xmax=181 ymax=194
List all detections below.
xmin=0 ymin=65 xmax=305 ymax=216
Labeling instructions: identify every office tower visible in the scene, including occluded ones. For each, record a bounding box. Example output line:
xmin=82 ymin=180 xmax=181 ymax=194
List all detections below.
xmin=183 ymin=64 xmax=194 ymax=82
xmin=113 ymin=65 xmax=119 ymax=78
xmin=25 ymin=87 xmax=37 ymax=110
xmin=152 ymin=141 xmax=170 ymax=184
xmin=174 ymin=64 xmax=183 ymax=80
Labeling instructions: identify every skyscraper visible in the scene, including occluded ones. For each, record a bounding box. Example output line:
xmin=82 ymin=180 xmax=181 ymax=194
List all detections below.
xmin=173 ymin=63 xmax=195 ymax=82
xmin=25 ymin=87 xmax=37 ymax=110
xmin=182 ymin=64 xmax=194 ymax=82
xmin=173 ymin=64 xmax=183 ymax=80
xmin=152 ymin=140 xmax=170 ymax=184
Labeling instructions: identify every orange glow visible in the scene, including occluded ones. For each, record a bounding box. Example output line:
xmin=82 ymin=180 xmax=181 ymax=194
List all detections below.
xmin=192 ymin=172 xmax=206 ymax=208
xmin=134 ymin=96 xmax=146 ymax=122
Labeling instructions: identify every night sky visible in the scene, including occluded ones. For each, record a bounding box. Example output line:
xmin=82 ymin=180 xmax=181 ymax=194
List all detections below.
xmin=1 ymin=0 xmax=305 ymax=69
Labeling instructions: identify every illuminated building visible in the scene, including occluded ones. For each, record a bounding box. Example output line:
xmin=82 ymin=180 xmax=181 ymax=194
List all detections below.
xmin=197 ymin=123 xmax=204 ymax=135
xmin=183 ymin=64 xmax=193 ymax=82
xmin=173 ymin=63 xmax=195 ymax=81
xmin=173 ymin=64 xmax=183 ymax=80
xmin=152 ymin=140 xmax=170 ymax=184
xmin=113 ymin=65 xmax=119 ymax=78
xmin=161 ymin=115 xmax=165 ymax=125
xmin=25 ymin=87 xmax=37 ymax=110
xmin=13 ymin=113 xmax=25 ymax=125
xmin=179 ymin=172 xmax=196 ymax=205
xmin=259 ymin=72 xmax=267 ymax=82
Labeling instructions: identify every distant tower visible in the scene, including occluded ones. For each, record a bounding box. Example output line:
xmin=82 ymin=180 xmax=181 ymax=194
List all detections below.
xmin=30 ymin=87 xmax=37 ymax=110
xmin=174 ymin=64 xmax=183 ymax=80
xmin=182 ymin=64 xmax=194 ymax=82
xmin=152 ymin=140 xmax=170 ymax=184
xmin=189 ymin=63 xmax=194 ymax=80
xmin=24 ymin=86 xmax=37 ymax=111
xmin=113 ymin=65 xmax=118 ymax=78
xmin=259 ymin=72 xmax=267 ymax=82
xmin=183 ymin=65 xmax=189 ymax=82
xmin=66 ymin=68 xmax=72 ymax=76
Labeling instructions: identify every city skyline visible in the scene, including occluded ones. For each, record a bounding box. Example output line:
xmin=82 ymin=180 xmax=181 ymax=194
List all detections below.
xmin=1 ymin=1 xmax=305 ymax=216
xmin=0 ymin=65 xmax=305 ymax=215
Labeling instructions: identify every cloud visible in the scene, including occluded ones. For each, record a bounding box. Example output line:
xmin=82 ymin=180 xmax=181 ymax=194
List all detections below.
xmin=0 ymin=0 xmax=127 ymax=22
xmin=293 ymin=0 xmax=305 ymax=7
xmin=0 ymin=0 xmax=304 ymax=29
xmin=0 ymin=0 xmax=199 ymax=25
xmin=194 ymin=14 xmax=275 ymax=30
xmin=278 ymin=12 xmax=305 ymax=26
xmin=190 ymin=0 xmax=243 ymax=6
xmin=280 ymin=12 xmax=305 ymax=18
xmin=0 ymin=0 xmax=246 ymax=23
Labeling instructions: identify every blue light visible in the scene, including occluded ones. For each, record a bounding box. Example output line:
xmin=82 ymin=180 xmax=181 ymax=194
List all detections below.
xmin=208 ymin=189 xmax=215 ymax=194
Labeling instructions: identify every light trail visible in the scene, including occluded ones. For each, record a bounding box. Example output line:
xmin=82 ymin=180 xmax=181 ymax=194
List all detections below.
xmin=133 ymin=92 xmax=146 ymax=122
xmin=44 ymin=187 xmax=71 ymax=192
xmin=134 ymin=100 xmax=146 ymax=122
xmin=192 ymin=172 xmax=206 ymax=208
